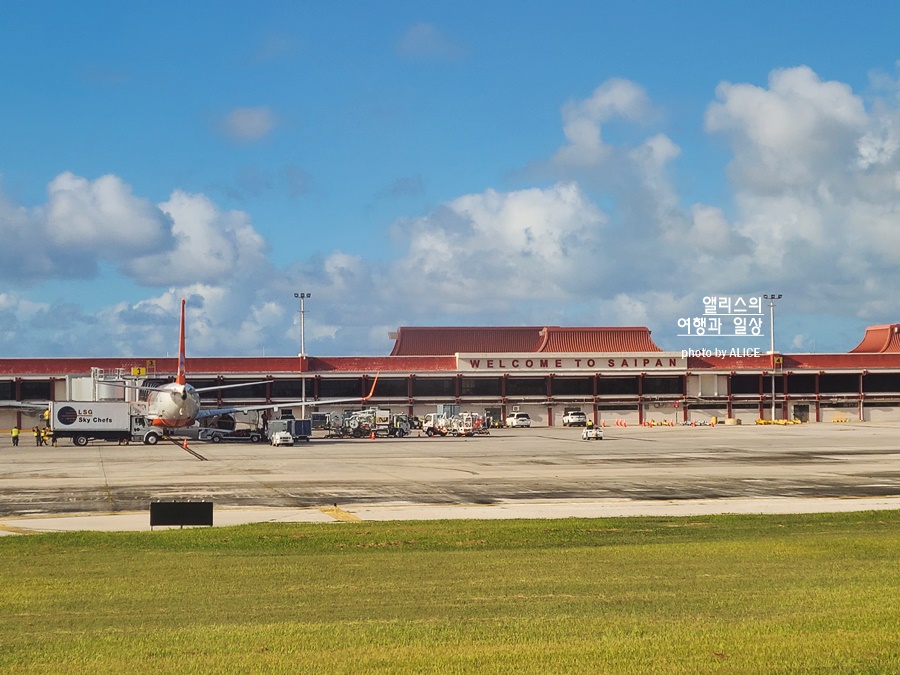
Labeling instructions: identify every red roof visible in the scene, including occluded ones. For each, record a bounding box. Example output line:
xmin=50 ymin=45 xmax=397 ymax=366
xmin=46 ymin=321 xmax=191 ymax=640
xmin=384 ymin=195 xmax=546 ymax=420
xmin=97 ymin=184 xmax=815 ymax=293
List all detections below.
xmin=850 ymin=324 xmax=900 ymax=353
xmin=541 ymin=327 xmax=662 ymax=353
xmin=390 ymin=327 xmax=544 ymax=356
xmin=389 ymin=326 xmax=662 ymax=356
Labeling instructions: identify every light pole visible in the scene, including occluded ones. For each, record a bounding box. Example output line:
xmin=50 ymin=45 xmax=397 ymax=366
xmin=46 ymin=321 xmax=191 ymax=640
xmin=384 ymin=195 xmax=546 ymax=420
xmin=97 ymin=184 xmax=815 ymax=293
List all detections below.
xmin=294 ymin=292 xmax=311 ymax=419
xmin=764 ymin=293 xmax=782 ymax=420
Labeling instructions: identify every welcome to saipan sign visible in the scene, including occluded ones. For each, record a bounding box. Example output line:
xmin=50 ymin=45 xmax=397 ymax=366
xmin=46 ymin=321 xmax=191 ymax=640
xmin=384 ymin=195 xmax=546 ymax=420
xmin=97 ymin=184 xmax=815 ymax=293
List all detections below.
xmin=456 ymin=353 xmax=687 ymax=373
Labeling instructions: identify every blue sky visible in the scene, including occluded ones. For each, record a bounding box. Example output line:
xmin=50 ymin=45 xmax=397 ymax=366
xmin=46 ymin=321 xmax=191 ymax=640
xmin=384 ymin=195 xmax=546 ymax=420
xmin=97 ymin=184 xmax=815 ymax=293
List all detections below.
xmin=2 ymin=2 xmax=900 ymax=358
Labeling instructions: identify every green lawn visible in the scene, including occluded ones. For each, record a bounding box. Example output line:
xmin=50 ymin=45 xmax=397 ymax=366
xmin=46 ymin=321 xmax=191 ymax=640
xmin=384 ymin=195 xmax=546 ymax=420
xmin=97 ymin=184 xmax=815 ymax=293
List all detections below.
xmin=1 ymin=512 xmax=899 ymax=673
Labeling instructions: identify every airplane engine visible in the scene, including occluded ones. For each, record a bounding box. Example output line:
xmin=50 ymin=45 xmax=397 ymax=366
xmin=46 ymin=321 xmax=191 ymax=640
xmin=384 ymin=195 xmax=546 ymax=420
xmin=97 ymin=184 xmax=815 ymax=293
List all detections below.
xmin=208 ymin=414 xmax=236 ymax=431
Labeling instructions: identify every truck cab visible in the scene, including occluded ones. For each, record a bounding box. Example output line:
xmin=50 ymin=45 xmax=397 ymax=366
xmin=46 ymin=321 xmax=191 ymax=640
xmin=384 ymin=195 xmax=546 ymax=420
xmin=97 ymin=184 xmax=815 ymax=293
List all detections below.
xmin=131 ymin=415 xmax=165 ymax=445
xmin=422 ymin=413 xmax=449 ymax=436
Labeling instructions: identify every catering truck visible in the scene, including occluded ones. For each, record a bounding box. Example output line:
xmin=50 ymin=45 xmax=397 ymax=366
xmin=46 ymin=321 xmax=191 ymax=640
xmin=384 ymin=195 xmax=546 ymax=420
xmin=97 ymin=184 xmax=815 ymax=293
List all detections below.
xmin=50 ymin=401 xmax=164 ymax=446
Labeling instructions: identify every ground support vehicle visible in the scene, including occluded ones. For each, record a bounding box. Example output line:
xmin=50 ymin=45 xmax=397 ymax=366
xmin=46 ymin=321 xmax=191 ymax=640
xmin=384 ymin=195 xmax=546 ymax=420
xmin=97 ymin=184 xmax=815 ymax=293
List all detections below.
xmin=49 ymin=401 xmax=165 ymax=446
xmin=448 ymin=412 xmax=477 ymax=437
xmin=421 ymin=411 xmax=490 ymax=437
xmin=310 ymin=412 xmax=329 ymax=430
xmin=326 ymin=409 xmax=411 ymax=438
xmin=265 ymin=418 xmax=311 ymax=443
xmin=340 ymin=408 xmax=388 ymax=438
xmin=422 ymin=413 xmax=450 ymax=437
xmin=388 ymin=413 xmax=411 ymax=438
xmin=270 ymin=431 xmax=294 ymax=446
xmin=199 ymin=428 xmax=265 ymax=443
xmin=581 ymin=426 xmax=604 ymax=440
xmin=360 ymin=409 xmax=412 ymax=438
xmin=472 ymin=413 xmax=491 ymax=435
xmin=325 ymin=409 xmax=373 ymax=438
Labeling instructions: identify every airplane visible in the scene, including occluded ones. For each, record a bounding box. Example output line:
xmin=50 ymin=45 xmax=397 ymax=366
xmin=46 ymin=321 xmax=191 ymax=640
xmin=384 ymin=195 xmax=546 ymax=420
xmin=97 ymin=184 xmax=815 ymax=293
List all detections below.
xmin=140 ymin=298 xmax=378 ymax=430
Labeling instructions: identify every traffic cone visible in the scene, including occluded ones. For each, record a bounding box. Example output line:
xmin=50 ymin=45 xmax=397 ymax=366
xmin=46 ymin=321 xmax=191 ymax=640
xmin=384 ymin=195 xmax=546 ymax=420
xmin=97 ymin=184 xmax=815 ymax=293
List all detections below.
xmin=370 ymin=431 xmax=375 ymax=440
xmin=182 ymin=439 xmax=188 ymax=449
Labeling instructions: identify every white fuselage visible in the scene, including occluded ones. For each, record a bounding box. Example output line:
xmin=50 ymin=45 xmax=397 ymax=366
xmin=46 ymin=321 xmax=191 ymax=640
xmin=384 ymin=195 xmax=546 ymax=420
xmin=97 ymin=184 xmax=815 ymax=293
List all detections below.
xmin=147 ymin=383 xmax=202 ymax=428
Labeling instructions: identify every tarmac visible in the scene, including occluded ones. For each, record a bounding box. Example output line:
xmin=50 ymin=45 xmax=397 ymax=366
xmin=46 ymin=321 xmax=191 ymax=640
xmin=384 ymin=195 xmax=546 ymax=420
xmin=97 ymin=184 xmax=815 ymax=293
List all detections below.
xmin=2 ymin=423 xmax=900 ymax=535
xmin=3 ymin=497 xmax=900 ymax=535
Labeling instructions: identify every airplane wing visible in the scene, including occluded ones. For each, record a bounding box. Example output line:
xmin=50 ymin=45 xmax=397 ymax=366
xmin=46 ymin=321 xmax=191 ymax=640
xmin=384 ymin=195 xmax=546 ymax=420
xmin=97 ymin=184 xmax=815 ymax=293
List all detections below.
xmin=101 ymin=380 xmax=269 ymax=394
xmin=195 ymin=375 xmax=380 ymax=420
xmin=192 ymin=381 xmax=269 ymax=393
xmin=0 ymin=401 xmax=50 ymax=413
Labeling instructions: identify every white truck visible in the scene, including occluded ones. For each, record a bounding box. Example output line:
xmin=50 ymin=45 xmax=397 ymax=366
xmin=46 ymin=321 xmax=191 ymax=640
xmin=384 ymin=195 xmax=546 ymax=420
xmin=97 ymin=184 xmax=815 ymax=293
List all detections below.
xmin=50 ymin=401 xmax=164 ymax=446
xmin=422 ymin=412 xmax=450 ymax=436
xmin=422 ymin=411 xmax=486 ymax=437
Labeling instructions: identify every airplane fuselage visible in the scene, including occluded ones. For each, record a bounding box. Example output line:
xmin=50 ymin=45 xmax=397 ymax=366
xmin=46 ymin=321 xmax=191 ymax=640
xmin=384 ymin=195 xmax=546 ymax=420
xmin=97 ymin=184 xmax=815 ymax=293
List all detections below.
xmin=147 ymin=382 xmax=201 ymax=428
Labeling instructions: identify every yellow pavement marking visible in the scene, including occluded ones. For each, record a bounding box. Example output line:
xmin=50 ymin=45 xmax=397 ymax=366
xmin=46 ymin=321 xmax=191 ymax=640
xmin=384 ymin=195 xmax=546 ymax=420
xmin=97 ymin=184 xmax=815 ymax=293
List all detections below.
xmin=0 ymin=524 xmax=39 ymax=534
xmin=318 ymin=506 xmax=362 ymax=522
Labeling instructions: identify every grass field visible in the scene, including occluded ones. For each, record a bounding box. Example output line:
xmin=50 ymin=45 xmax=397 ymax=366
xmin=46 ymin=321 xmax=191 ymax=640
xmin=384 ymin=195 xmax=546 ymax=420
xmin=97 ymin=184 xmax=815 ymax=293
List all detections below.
xmin=1 ymin=512 xmax=899 ymax=673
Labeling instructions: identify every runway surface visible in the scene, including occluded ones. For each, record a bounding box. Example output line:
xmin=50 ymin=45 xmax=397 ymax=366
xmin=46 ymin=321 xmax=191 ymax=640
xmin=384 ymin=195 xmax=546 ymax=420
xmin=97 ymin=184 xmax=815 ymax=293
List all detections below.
xmin=2 ymin=423 xmax=900 ymax=533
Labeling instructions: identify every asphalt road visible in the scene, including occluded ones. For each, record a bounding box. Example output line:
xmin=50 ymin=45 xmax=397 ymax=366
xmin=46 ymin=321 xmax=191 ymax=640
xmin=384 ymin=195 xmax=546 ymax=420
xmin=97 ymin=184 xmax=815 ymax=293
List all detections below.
xmin=2 ymin=422 xmax=900 ymax=518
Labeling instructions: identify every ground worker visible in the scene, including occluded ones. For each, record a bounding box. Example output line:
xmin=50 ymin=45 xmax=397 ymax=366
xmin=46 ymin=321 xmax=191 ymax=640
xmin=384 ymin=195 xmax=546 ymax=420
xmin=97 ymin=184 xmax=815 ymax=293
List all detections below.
xmin=33 ymin=426 xmax=40 ymax=446
xmin=11 ymin=425 xmax=19 ymax=446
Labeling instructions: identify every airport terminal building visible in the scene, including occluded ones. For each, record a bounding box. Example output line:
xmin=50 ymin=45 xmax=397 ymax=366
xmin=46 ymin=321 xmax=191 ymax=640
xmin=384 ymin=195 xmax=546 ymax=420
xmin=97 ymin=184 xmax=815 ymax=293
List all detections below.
xmin=3 ymin=323 xmax=900 ymax=427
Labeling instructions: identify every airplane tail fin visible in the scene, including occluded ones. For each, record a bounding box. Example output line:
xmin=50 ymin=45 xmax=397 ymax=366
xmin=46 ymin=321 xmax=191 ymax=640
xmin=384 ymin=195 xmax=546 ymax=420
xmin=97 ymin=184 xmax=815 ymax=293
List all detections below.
xmin=176 ymin=297 xmax=187 ymax=385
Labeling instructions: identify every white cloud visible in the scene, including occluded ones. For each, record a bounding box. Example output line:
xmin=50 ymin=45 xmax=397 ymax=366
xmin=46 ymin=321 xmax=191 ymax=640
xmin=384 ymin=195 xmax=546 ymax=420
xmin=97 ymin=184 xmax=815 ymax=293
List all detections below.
xmin=704 ymin=66 xmax=900 ymax=291
xmin=386 ymin=183 xmax=608 ymax=312
xmin=44 ymin=172 xmax=174 ymax=253
xmin=0 ymin=172 xmax=174 ymax=283
xmin=220 ymin=106 xmax=277 ymax=142
xmin=553 ymin=79 xmax=653 ymax=167
xmin=0 ymin=173 xmax=287 ymax=356
xmin=705 ymin=66 xmax=867 ymax=191
xmin=856 ymin=121 xmax=900 ymax=170
xmin=125 ymin=190 xmax=270 ymax=286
